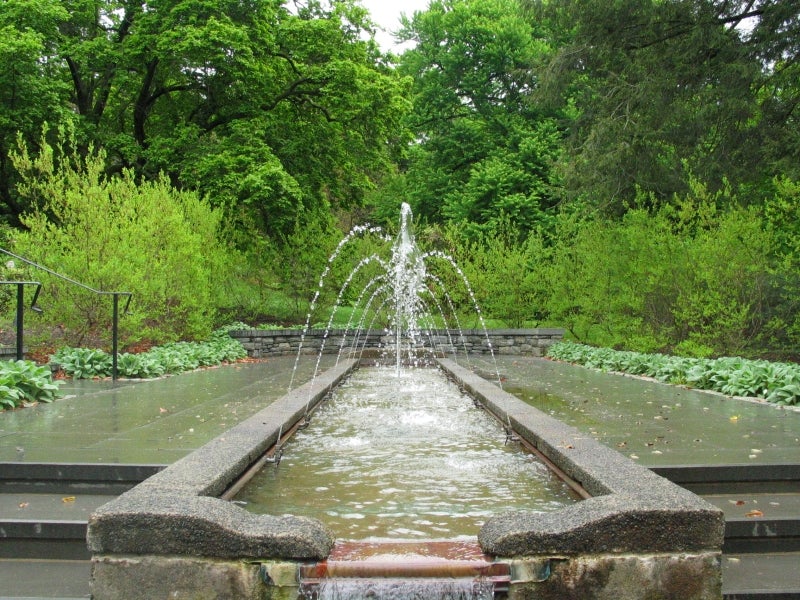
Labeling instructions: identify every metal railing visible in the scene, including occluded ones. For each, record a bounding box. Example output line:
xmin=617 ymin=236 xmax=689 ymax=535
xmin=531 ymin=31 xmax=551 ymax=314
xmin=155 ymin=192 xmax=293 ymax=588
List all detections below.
xmin=0 ymin=281 xmax=42 ymax=360
xmin=0 ymin=248 xmax=132 ymax=380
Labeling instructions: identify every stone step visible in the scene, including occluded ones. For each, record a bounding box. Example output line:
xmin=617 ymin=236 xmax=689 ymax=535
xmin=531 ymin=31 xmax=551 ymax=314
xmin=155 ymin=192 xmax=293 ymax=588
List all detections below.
xmin=0 ymin=493 xmax=114 ymax=560
xmin=0 ymin=462 xmax=164 ymax=495
xmin=651 ymin=463 xmax=800 ymax=495
xmin=703 ymin=492 xmax=800 ymax=553
xmin=0 ymin=558 xmax=90 ymax=598
xmin=722 ymin=552 xmax=800 ymax=599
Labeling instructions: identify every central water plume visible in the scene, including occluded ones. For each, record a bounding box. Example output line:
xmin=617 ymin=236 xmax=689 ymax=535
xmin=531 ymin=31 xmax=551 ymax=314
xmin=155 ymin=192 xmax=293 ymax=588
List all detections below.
xmin=390 ymin=203 xmax=426 ymax=374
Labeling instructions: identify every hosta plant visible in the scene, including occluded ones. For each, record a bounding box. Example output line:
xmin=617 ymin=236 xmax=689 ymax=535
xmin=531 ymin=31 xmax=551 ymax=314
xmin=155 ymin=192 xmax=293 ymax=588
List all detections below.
xmin=548 ymin=342 xmax=800 ymax=406
xmin=0 ymin=360 xmax=63 ymax=409
xmin=51 ymin=326 xmax=247 ymax=380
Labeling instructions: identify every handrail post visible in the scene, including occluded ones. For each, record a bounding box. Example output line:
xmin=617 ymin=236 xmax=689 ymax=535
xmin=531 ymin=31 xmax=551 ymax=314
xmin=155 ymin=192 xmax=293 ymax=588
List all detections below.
xmin=112 ymin=293 xmax=120 ymax=381
xmin=15 ymin=283 xmax=24 ymax=361
xmin=1 ymin=249 xmax=132 ymax=380
xmin=1 ymin=281 xmax=42 ymax=361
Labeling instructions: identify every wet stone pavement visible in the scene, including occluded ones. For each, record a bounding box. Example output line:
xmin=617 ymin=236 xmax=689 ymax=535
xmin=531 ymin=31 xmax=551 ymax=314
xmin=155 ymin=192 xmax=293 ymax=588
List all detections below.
xmin=486 ymin=356 xmax=800 ymax=468
xmin=0 ymin=356 xmax=335 ymax=464
xmin=0 ymin=354 xmax=798 ymax=598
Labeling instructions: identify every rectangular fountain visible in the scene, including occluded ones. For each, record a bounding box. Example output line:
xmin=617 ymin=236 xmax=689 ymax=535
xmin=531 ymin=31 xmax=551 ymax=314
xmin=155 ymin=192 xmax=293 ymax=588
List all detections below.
xmin=232 ymin=366 xmax=577 ymax=540
xmin=87 ymin=359 xmax=723 ymax=599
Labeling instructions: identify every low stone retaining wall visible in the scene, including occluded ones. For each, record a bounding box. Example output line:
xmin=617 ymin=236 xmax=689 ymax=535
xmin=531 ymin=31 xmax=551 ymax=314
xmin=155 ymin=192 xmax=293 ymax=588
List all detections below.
xmin=230 ymin=327 xmax=564 ymax=358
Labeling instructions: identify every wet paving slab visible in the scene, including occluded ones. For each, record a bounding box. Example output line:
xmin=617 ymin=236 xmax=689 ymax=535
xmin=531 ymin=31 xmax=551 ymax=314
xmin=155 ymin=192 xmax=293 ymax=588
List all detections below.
xmin=482 ymin=356 xmax=800 ymax=468
xmin=0 ymin=356 xmax=335 ymax=464
xmin=0 ymin=492 xmax=115 ymax=521
xmin=3 ymin=353 xmax=795 ymax=467
xmin=703 ymin=492 xmax=800 ymax=521
xmin=722 ymin=552 xmax=800 ymax=595
xmin=0 ymin=558 xmax=91 ymax=598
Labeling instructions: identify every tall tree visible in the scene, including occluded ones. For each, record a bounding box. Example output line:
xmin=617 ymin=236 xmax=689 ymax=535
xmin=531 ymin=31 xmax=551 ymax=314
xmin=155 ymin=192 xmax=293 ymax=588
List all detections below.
xmin=0 ymin=0 xmax=411 ymax=236
xmin=0 ymin=0 xmax=74 ymax=224
xmin=530 ymin=0 xmax=800 ymax=211
xmin=396 ymin=0 xmax=563 ymax=238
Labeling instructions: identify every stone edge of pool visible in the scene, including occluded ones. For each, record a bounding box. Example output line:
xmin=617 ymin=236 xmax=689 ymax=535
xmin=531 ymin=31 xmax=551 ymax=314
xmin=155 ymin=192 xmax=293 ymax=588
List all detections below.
xmin=87 ymin=358 xmax=724 ymax=599
xmin=438 ymin=358 xmax=724 ymax=556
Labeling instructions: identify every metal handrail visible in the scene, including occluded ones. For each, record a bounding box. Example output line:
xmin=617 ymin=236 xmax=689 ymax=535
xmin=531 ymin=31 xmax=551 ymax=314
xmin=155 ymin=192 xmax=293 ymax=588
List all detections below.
xmin=1 ymin=248 xmax=132 ymax=380
xmin=0 ymin=281 xmax=41 ymax=360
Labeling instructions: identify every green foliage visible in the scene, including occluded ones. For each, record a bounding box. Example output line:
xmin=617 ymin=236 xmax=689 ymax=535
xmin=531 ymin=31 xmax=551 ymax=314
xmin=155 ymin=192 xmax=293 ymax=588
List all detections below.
xmin=762 ymin=177 xmax=800 ymax=350
xmin=51 ymin=348 xmax=113 ymax=379
xmin=0 ymin=0 xmax=74 ymax=225
xmin=541 ymin=183 xmax=775 ymax=356
xmin=534 ymin=0 xmax=795 ymax=212
xmin=398 ymin=0 xmax=562 ymax=236
xmin=52 ymin=327 xmax=246 ymax=379
xmin=441 ymin=219 xmax=547 ymax=328
xmin=272 ymin=208 xmax=344 ymax=323
xmin=0 ymin=0 xmax=411 ymax=237
xmin=548 ymin=342 xmax=800 ymax=406
xmin=9 ymin=130 xmax=231 ymax=344
xmin=0 ymin=360 xmax=62 ymax=409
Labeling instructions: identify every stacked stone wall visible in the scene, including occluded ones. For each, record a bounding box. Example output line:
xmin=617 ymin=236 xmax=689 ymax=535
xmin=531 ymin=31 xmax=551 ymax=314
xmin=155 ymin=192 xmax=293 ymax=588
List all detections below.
xmin=229 ymin=328 xmax=564 ymax=358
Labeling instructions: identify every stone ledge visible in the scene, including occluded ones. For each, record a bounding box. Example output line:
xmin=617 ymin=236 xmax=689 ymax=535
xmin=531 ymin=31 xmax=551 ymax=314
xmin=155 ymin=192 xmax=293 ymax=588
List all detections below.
xmin=88 ymin=494 xmax=332 ymax=559
xmin=436 ymin=358 xmax=725 ymax=557
xmin=87 ymin=359 xmax=357 ymax=561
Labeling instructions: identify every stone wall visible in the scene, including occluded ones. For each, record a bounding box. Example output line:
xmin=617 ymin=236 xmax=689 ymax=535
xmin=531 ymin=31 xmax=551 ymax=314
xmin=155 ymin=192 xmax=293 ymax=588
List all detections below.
xmin=229 ymin=328 xmax=565 ymax=358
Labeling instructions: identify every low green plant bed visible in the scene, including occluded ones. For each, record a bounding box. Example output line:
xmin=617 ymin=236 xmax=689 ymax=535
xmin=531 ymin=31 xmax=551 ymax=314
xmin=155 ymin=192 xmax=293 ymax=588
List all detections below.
xmin=547 ymin=342 xmax=800 ymax=406
xmin=0 ymin=360 xmax=63 ymax=409
xmin=52 ymin=326 xmax=247 ymax=380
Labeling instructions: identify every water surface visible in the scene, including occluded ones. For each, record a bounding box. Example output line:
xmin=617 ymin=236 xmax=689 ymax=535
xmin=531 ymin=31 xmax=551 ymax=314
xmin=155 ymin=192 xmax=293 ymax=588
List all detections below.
xmin=236 ymin=367 xmax=576 ymax=539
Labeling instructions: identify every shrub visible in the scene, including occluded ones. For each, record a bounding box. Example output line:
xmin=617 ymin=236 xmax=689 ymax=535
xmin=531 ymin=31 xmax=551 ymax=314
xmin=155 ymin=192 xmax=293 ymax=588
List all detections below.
xmin=52 ymin=327 xmax=246 ymax=379
xmin=0 ymin=360 xmax=62 ymax=409
xmin=8 ymin=128 xmax=232 ymax=345
xmin=548 ymin=341 xmax=800 ymax=406
xmin=542 ymin=183 xmax=775 ymax=356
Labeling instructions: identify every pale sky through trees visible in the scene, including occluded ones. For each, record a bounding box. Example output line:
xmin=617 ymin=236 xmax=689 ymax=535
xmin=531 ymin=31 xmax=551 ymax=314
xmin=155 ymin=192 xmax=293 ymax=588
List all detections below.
xmin=359 ymin=0 xmax=430 ymax=50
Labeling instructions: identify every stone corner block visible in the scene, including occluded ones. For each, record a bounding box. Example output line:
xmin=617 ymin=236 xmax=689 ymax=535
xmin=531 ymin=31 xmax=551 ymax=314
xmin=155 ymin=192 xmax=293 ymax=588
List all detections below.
xmin=88 ymin=493 xmax=334 ymax=560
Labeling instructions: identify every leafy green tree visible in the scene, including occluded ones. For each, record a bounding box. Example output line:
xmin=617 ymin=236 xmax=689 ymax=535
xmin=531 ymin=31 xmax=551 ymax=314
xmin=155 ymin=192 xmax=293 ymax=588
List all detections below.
xmin=397 ymin=0 xmax=563 ymax=237
xmin=0 ymin=0 xmax=411 ymax=238
xmin=530 ymin=0 xmax=800 ymax=211
xmin=0 ymin=0 xmax=73 ymax=224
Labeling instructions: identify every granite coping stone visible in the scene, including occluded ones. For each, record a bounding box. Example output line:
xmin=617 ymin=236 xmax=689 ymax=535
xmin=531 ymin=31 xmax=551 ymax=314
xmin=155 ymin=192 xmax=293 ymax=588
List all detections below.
xmin=88 ymin=494 xmax=333 ymax=559
xmin=87 ymin=359 xmax=357 ymax=560
xmin=436 ymin=358 xmax=725 ymax=557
